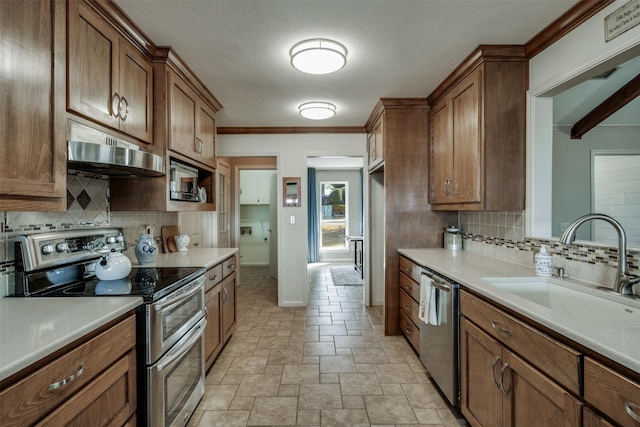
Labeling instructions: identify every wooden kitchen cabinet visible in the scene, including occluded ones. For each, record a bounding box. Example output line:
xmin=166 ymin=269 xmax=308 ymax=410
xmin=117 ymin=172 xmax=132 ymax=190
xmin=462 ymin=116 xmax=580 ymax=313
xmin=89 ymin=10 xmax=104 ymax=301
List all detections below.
xmin=204 ymin=264 xmax=223 ymax=371
xmin=68 ymin=0 xmax=153 ymax=144
xmin=398 ymin=256 xmax=422 ymax=353
xmin=427 ymin=46 xmax=527 ymax=211
xmin=367 ymin=114 xmax=384 ymax=171
xmin=204 ymin=254 xmax=238 ymax=371
xmin=461 ymin=318 xmax=582 ymax=427
xmin=0 ymin=313 xmax=137 ymax=427
xmin=366 ymin=99 xmax=456 ymax=336
xmin=168 ymin=72 xmax=217 ymax=168
xmin=583 ymin=407 xmax=616 ymax=427
xmin=0 ymin=0 xmax=67 ymax=211
xmin=584 ymin=357 xmax=640 ymax=427
xmin=222 ymin=254 xmax=238 ymax=342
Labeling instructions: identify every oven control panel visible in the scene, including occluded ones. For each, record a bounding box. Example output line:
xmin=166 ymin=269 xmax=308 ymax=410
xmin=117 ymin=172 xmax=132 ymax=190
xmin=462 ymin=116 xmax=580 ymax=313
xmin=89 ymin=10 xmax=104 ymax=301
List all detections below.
xmin=16 ymin=228 xmax=128 ymax=272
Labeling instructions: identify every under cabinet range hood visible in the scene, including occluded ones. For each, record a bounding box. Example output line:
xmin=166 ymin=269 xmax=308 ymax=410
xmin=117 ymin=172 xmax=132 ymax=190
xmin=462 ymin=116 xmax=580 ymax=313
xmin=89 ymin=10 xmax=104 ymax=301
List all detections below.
xmin=67 ymin=121 xmax=165 ymax=177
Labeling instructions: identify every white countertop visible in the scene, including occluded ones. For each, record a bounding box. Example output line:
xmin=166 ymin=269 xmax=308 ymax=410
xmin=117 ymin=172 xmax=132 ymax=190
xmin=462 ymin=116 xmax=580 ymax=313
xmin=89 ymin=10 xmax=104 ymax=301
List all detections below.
xmin=0 ymin=297 xmax=142 ymax=382
xmin=398 ymin=248 xmax=640 ymax=374
xmin=133 ymin=247 xmax=238 ymax=269
xmin=0 ymin=248 xmax=238 ymax=383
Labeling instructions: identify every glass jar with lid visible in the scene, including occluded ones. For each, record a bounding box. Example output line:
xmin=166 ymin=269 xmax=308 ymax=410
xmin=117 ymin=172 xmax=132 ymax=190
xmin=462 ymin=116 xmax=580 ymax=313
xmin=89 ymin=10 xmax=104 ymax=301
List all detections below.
xmin=444 ymin=226 xmax=462 ymax=251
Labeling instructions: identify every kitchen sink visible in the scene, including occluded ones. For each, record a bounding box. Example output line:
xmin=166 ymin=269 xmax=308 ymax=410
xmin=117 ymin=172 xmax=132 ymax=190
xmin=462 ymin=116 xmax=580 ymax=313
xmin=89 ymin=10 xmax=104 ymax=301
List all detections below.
xmin=481 ymin=276 xmax=640 ymax=327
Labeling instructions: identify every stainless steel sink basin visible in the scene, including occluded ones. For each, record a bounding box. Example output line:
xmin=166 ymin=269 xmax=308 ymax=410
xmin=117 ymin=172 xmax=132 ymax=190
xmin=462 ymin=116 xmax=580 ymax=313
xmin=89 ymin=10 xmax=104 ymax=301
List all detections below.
xmin=481 ymin=276 xmax=640 ymax=327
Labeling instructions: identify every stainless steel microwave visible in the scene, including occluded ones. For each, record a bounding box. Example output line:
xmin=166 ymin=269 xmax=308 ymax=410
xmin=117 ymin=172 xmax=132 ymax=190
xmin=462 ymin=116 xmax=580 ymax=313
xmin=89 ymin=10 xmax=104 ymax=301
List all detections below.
xmin=169 ymin=160 xmax=199 ymax=202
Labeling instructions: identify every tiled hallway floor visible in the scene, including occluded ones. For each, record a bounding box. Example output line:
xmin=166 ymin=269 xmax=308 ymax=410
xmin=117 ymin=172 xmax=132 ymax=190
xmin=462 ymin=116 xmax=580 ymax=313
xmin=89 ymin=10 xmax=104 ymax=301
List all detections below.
xmin=189 ymin=263 xmax=467 ymax=426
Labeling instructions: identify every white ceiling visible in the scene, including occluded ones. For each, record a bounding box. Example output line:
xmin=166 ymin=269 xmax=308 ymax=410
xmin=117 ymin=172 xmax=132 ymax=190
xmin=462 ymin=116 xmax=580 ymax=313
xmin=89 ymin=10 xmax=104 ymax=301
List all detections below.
xmin=115 ymin=0 xmax=580 ymax=128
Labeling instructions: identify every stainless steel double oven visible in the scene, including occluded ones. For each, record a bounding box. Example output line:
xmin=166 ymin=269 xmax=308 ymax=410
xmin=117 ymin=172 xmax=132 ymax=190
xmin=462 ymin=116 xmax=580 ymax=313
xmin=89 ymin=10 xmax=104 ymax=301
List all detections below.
xmin=142 ymin=273 xmax=206 ymax=427
xmin=13 ymin=228 xmax=207 ymax=426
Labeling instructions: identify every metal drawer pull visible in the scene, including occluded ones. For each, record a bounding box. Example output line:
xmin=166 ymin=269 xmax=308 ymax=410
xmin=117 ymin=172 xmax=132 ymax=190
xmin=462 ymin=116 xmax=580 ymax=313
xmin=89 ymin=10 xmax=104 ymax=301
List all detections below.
xmin=500 ymin=363 xmax=512 ymax=395
xmin=404 ymin=326 xmax=413 ymax=335
xmin=626 ymin=401 xmax=640 ymax=422
xmin=49 ymin=364 xmax=84 ymax=392
xmin=227 ymin=263 xmax=235 ymax=269
xmin=222 ymin=287 xmax=228 ymax=303
xmin=404 ymin=305 xmax=410 ymax=312
xmin=111 ymin=93 xmax=122 ymax=118
xmin=209 ymin=274 xmax=218 ymax=281
xmin=491 ymin=357 xmax=501 ymax=388
xmin=491 ymin=320 xmax=513 ymax=336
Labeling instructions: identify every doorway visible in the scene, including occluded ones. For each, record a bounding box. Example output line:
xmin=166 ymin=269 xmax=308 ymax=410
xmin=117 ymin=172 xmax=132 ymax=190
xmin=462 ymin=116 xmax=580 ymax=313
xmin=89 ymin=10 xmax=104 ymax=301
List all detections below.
xmin=306 ymin=156 xmax=367 ymax=302
xmin=229 ymin=157 xmax=278 ymax=278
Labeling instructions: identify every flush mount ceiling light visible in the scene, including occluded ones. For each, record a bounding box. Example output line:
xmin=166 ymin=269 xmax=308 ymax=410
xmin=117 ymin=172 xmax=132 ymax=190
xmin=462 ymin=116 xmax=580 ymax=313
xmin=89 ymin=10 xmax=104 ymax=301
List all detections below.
xmin=299 ymin=102 xmax=337 ymax=120
xmin=290 ymin=39 xmax=347 ymax=75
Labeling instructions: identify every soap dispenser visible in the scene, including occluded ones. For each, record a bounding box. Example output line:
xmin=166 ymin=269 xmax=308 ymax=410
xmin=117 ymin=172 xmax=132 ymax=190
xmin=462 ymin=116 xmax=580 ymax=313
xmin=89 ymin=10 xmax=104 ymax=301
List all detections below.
xmin=535 ymin=244 xmax=552 ymax=277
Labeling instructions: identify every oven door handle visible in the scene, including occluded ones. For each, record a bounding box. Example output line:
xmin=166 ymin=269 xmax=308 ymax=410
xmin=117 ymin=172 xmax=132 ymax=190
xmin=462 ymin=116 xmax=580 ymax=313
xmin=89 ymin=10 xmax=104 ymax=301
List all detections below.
xmin=157 ymin=318 xmax=206 ymax=372
xmin=154 ymin=275 xmax=205 ymax=312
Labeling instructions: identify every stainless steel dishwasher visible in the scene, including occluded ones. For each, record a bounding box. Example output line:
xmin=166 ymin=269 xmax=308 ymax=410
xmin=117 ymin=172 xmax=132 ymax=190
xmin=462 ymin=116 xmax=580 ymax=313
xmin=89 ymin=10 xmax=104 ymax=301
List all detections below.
xmin=418 ymin=266 xmax=460 ymax=407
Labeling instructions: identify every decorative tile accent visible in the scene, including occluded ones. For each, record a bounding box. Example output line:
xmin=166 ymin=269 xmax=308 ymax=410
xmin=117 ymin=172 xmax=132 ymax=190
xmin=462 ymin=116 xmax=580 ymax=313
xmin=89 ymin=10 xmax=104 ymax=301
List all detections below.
xmin=459 ymin=210 xmax=639 ymax=285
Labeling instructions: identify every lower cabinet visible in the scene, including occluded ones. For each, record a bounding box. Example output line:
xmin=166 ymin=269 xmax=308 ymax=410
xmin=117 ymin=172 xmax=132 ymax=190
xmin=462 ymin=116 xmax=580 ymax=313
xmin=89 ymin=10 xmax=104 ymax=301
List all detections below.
xmin=204 ymin=253 xmax=237 ymax=371
xmin=461 ymin=318 xmax=581 ymax=427
xmin=398 ymin=256 xmax=422 ymax=353
xmin=583 ymin=407 xmax=616 ymax=427
xmin=0 ymin=313 xmax=137 ymax=426
xmin=584 ymin=357 xmax=640 ymax=427
xmin=460 ymin=289 xmax=583 ymax=427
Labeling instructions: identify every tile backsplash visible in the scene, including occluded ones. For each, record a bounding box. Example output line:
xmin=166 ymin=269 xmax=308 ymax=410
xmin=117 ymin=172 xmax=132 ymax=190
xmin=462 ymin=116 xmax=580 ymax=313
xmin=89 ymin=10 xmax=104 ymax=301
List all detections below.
xmin=1 ymin=171 xmax=178 ymax=297
xmin=459 ymin=211 xmax=639 ymax=288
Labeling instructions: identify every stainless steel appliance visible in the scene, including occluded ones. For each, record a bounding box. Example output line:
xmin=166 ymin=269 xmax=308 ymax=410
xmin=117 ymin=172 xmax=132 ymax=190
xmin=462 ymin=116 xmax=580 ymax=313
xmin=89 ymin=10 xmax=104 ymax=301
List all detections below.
xmin=170 ymin=160 xmax=200 ymax=202
xmin=67 ymin=120 xmax=165 ymax=177
xmin=13 ymin=228 xmax=206 ymax=427
xmin=418 ymin=266 xmax=460 ymax=407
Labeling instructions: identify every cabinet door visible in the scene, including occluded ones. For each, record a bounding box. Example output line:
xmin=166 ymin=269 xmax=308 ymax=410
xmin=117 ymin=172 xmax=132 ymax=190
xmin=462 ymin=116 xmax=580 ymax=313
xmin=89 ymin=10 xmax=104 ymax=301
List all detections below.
xmin=502 ymin=350 xmax=581 ymax=427
xmin=257 ymin=170 xmax=275 ymax=204
xmin=205 ymin=283 xmax=223 ymax=371
xmin=461 ymin=318 xmax=503 ymax=427
xmin=196 ymin=103 xmax=216 ymax=167
xmin=240 ymin=170 xmax=257 ymax=204
xmin=368 ymin=116 xmax=384 ymax=169
xmin=118 ymin=41 xmax=153 ymax=143
xmin=0 ymin=0 xmax=66 ymax=210
xmin=68 ymin=0 xmax=120 ymax=129
xmin=583 ymin=408 xmax=616 ymax=427
xmin=169 ymin=76 xmax=198 ymax=158
xmin=222 ymin=272 xmax=237 ymax=341
xmin=429 ymin=98 xmax=452 ymax=203
xmin=450 ymin=69 xmax=482 ymax=204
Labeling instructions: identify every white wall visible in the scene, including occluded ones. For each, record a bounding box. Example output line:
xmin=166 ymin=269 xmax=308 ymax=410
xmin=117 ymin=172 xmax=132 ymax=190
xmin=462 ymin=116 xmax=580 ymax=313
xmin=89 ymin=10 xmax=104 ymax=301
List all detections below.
xmin=218 ymin=133 xmax=366 ymax=306
xmin=527 ymin=0 xmax=640 ymax=238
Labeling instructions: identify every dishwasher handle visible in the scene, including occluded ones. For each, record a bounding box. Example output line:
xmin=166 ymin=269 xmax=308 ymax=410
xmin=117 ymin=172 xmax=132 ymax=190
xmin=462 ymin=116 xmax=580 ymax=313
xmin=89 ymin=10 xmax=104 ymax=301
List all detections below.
xmin=421 ymin=271 xmax=452 ymax=292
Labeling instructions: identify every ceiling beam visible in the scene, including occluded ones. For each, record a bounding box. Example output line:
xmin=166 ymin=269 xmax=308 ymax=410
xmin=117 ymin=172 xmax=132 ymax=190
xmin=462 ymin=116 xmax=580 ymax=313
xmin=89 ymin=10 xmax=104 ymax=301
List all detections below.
xmin=570 ymin=73 xmax=640 ymax=139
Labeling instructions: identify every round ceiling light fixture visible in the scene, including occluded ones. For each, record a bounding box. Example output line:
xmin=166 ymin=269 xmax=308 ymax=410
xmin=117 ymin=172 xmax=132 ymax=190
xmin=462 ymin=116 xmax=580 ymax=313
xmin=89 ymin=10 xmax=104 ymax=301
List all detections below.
xmin=290 ymin=39 xmax=347 ymax=75
xmin=298 ymin=102 xmax=337 ymax=120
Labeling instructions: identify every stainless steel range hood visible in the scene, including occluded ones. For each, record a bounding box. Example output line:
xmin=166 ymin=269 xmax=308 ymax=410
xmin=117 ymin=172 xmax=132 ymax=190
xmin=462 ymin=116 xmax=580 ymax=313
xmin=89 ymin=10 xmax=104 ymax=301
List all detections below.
xmin=67 ymin=121 xmax=165 ymax=177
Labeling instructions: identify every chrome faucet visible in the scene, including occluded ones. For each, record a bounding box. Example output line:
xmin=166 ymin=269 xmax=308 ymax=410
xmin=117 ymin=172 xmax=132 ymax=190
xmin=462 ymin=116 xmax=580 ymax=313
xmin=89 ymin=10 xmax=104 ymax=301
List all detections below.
xmin=559 ymin=213 xmax=637 ymax=295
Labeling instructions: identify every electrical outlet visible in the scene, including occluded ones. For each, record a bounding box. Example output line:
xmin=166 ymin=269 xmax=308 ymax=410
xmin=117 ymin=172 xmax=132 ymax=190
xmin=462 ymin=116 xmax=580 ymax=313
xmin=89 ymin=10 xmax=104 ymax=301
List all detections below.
xmin=290 ymin=215 xmax=296 ymax=224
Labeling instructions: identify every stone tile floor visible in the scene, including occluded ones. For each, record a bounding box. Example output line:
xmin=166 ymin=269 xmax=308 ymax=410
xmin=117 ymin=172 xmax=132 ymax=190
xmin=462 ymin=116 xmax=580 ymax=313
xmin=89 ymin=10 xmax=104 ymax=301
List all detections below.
xmin=188 ymin=263 xmax=467 ymax=426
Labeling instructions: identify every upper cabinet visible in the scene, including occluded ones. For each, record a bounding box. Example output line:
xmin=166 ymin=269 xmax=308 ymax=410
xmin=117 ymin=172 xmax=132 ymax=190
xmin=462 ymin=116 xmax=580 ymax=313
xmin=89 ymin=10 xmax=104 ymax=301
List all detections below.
xmin=240 ymin=170 xmax=275 ymax=205
xmin=154 ymin=48 xmax=222 ymax=171
xmin=0 ymin=0 xmax=67 ymax=211
xmin=68 ymin=0 xmax=153 ymax=144
xmin=367 ymin=114 xmax=384 ymax=172
xmin=428 ymin=46 xmax=528 ymax=211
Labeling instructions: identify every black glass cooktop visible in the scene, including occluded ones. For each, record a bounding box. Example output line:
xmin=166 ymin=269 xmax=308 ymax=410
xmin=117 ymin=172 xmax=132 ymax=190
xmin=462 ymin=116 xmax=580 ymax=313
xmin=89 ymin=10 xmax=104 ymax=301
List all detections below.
xmin=25 ymin=267 xmax=205 ymax=302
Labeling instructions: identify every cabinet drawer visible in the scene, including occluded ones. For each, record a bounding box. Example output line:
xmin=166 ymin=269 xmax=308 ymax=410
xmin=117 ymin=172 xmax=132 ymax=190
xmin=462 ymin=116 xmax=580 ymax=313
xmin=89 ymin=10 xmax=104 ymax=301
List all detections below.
xmin=399 ymin=310 xmax=419 ymax=353
xmin=0 ymin=314 xmax=136 ymax=426
xmin=584 ymin=357 xmax=640 ymax=427
xmin=37 ymin=350 xmax=136 ymax=427
xmin=399 ymin=256 xmax=422 ymax=284
xmin=205 ymin=263 xmax=223 ymax=290
xmin=223 ymin=254 xmax=237 ymax=277
xmin=460 ymin=290 xmax=581 ymax=394
xmin=399 ymin=272 xmax=421 ymax=302
xmin=400 ymin=288 xmax=421 ymax=328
